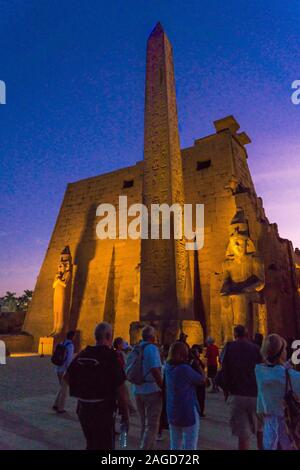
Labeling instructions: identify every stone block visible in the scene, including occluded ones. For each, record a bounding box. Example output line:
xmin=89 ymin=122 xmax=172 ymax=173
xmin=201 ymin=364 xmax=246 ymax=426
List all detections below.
xmin=38 ymin=337 xmax=54 ymax=356
xmin=0 ymin=334 xmax=34 ymax=354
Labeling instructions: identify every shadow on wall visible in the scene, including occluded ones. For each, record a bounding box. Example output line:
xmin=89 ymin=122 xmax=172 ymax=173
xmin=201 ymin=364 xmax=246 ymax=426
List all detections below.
xmin=69 ymin=204 xmax=97 ymax=332
xmin=194 ymin=249 xmax=207 ymax=340
xmin=103 ymin=246 xmax=119 ymax=325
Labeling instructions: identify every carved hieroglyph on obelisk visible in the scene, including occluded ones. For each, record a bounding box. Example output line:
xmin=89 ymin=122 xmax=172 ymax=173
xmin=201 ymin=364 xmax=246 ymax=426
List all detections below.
xmin=140 ymin=23 xmax=193 ymax=341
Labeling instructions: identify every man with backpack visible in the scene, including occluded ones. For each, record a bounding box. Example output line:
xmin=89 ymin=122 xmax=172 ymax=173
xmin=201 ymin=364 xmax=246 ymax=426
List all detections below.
xmin=126 ymin=325 xmax=163 ymax=449
xmin=63 ymin=322 xmax=129 ymax=450
xmin=52 ymin=330 xmax=75 ymax=413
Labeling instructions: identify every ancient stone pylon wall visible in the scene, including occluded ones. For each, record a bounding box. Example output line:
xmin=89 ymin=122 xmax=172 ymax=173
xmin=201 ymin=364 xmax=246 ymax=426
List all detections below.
xmin=25 ymin=122 xmax=300 ymax=349
xmin=182 ymin=131 xmax=238 ymax=342
xmin=182 ymin=126 xmax=300 ymax=343
xmin=229 ymin=133 xmax=299 ymax=338
xmin=24 ymin=19 xmax=299 ymax=349
xmin=24 ymin=164 xmax=143 ymax=349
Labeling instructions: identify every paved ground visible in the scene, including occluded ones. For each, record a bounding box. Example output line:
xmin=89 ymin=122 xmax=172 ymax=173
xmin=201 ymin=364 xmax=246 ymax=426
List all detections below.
xmin=0 ymin=356 xmax=257 ymax=450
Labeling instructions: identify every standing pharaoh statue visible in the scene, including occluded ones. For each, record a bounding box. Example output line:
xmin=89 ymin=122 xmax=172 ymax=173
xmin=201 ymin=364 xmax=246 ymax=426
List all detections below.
xmin=49 ymin=246 xmax=73 ymax=337
xmin=220 ymin=210 xmax=265 ymax=342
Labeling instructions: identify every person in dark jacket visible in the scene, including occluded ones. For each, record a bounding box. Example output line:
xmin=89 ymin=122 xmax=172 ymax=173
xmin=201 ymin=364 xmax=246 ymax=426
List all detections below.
xmin=222 ymin=325 xmax=262 ymax=450
xmin=253 ymin=333 xmax=263 ymax=349
xmin=190 ymin=344 xmax=206 ymax=417
xmin=63 ymin=322 xmax=129 ymax=450
xmin=205 ymin=337 xmax=219 ymax=392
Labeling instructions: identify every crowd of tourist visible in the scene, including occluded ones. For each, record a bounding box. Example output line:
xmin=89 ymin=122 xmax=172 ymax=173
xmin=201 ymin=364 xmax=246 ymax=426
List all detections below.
xmin=51 ymin=323 xmax=300 ymax=451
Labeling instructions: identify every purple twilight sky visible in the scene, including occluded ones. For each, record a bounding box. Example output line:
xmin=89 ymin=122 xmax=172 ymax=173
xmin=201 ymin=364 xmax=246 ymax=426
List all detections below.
xmin=0 ymin=0 xmax=300 ymax=295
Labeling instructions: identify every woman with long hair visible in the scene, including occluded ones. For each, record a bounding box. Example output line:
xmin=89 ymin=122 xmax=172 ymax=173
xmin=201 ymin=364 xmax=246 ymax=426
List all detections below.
xmin=165 ymin=341 xmax=204 ymax=450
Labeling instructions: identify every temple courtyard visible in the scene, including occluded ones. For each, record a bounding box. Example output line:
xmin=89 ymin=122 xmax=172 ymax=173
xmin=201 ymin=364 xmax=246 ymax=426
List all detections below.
xmin=0 ymin=356 xmax=258 ymax=450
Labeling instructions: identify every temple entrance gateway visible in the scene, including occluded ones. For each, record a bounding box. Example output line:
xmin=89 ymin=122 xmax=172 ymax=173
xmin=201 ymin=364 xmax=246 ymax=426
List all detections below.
xmin=24 ymin=24 xmax=300 ymax=350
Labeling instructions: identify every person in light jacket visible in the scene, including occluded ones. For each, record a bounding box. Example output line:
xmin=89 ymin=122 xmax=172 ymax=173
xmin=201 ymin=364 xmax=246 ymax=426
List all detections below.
xmin=255 ymin=333 xmax=300 ymax=450
xmin=53 ymin=330 xmax=75 ymax=413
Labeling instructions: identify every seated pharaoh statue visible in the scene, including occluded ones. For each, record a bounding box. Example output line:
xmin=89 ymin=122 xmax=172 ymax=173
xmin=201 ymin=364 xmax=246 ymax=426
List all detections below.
xmin=220 ymin=209 xmax=265 ymax=342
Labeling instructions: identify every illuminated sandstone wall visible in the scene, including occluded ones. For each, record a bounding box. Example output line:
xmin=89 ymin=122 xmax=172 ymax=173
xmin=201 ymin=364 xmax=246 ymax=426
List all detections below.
xmin=182 ymin=130 xmax=238 ymax=342
xmin=230 ymin=134 xmax=300 ymax=339
xmin=25 ymin=122 xmax=300 ymax=349
xmin=182 ymin=122 xmax=300 ymax=343
xmin=25 ymin=164 xmax=143 ymax=349
xmin=25 ymin=22 xmax=300 ymax=349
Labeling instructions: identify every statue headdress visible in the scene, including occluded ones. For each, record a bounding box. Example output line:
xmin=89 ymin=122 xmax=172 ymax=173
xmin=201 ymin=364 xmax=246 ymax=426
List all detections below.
xmin=59 ymin=245 xmax=72 ymax=266
xmin=226 ymin=209 xmax=256 ymax=256
xmin=229 ymin=209 xmax=249 ymax=237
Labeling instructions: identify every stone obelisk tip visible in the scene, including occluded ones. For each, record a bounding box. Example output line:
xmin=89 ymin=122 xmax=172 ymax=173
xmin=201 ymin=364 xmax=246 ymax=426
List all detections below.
xmin=149 ymin=22 xmax=165 ymax=37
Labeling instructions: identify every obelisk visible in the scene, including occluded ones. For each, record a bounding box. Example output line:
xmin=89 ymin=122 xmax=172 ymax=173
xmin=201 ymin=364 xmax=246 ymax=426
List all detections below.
xmin=139 ymin=23 xmax=192 ymax=343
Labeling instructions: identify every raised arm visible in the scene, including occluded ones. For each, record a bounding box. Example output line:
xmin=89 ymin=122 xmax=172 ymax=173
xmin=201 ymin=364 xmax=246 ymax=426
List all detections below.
xmin=186 ymin=364 xmax=205 ymax=386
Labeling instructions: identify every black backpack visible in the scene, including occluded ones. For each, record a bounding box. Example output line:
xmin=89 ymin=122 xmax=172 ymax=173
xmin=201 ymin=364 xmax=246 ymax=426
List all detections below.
xmin=284 ymin=369 xmax=300 ymax=449
xmin=51 ymin=342 xmax=67 ymax=366
xmin=68 ymin=346 xmax=116 ymax=401
xmin=125 ymin=343 xmax=152 ymax=385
